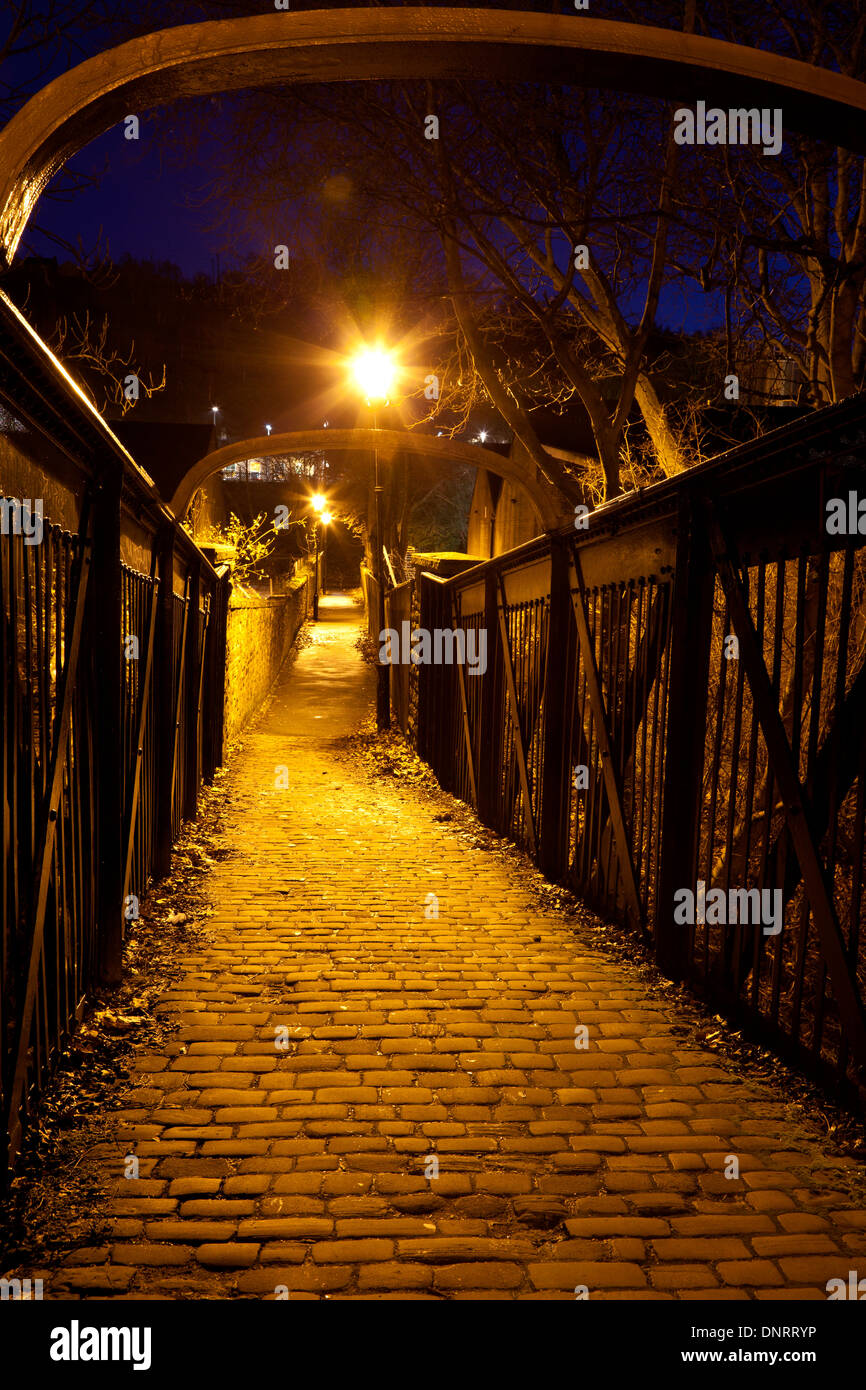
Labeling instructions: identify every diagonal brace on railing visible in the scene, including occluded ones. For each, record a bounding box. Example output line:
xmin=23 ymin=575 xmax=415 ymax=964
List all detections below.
xmin=169 ymin=573 xmax=191 ymax=814
xmin=496 ymin=573 xmax=538 ymax=857
xmin=120 ymin=563 xmax=159 ymax=933
xmin=449 ymin=588 xmax=478 ymax=810
xmin=577 ymin=583 xmax=670 ymax=894
xmin=569 ymin=549 xmax=642 ymax=931
xmin=705 ymin=501 xmax=866 ymax=1068
xmin=4 ymin=500 xmax=92 ymax=1159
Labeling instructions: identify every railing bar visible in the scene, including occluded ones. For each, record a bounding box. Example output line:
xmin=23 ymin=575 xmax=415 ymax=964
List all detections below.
xmin=3 ymin=500 xmax=92 ymax=1165
xmin=764 ymin=555 xmax=788 ymax=1020
xmin=584 ymin=590 xmax=600 ymax=903
xmin=646 ymin=583 xmax=666 ymax=936
xmin=706 ymin=504 xmax=866 ymax=1070
xmin=736 ymin=557 xmax=765 ymax=1023
xmin=703 ymin=580 xmax=729 ymax=982
xmin=805 ymin=545 xmax=830 ymax=1059
xmin=571 ymin=561 xmax=642 ymax=930
xmin=723 ymin=562 xmax=748 ymax=998
xmin=789 ymin=549 xmax=819 ymax=1050
xmin=828 ymin=543 xmax=855 ymax=1082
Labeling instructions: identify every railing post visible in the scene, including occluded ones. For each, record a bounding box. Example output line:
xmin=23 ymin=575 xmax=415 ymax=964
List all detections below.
xmin=154 ymin=527 xmax=176 ymax=878
xmin=417 ymin=574 xmax=435 ymax=764
xmin=656 ymin=492 xmax=714 ymax=979
xmin=92 ymin=469 xmax=124 ymax=985
xmin=183 ymin=557 xmax=202 ymax=822
xmin=417 ymin=573 xmax=453 ymax=785
xmin=205 ymin=569 xmax=229 ymax=778
xmin=477 ymin=562 xmax=506 ymax=829
xmin=538 ymin=535 xmax=571 ymax=878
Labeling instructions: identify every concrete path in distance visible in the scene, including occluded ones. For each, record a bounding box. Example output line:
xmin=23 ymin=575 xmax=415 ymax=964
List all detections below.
xmin=266 ymin=593 xmax=375 ymax=741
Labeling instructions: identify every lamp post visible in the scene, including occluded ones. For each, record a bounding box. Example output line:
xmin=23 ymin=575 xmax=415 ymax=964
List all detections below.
xmin=314 ymin=519 xmax=320 ymax=621
xmin=311 ymin=492 xmax=327 ymax=620
xmin=350 ymin=347 xmax=397 ymax=731
xmin=319 ymin=510 xmax=332 ymax=605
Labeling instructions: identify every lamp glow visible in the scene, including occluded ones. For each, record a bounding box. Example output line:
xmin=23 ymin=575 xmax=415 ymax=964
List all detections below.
xmin=320 ymin=510 xmax=333 ymax=525
xmin=311 ymin=493 xmax=326 ymax=512
xmin=351 ymin=347 xmax=397 ymax=403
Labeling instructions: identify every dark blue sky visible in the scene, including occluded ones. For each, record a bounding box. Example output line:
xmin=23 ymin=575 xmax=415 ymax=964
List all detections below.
xmin=24 ymin=120 xmax=254 ymax=277
xmin=2 ymin=4 xmax=252 ymax=276
xmin=21 ymin=110 xmax=723 ymax=336
xmin=3 ymin=4 xmax=726 ymax=334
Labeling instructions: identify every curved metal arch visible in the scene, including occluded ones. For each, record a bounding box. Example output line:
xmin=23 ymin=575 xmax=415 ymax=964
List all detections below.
xmin=2 ymin=8 xmax=866 ymax=263
xmin=171 ymin=427 xmax=564 ymax=529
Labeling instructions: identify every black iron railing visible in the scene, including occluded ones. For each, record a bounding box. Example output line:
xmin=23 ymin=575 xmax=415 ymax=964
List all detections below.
xmin=0 ymin=291 xmax=231 ymax=1182
xmin=415 ymin=396 xmax=866 ymax=1100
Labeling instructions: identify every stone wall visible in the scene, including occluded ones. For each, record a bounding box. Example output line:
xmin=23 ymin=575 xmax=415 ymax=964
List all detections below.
xmin=224 ymin=576 xmax=308 ymax=745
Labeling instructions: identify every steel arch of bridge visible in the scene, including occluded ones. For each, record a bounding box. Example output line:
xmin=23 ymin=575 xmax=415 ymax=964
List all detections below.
xmin=1 ymin=9 xmax=866 ymax=264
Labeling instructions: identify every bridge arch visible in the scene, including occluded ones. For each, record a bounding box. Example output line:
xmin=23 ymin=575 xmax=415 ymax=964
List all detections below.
xmin=171 ymin=427 xmax=566 ymax=530
xmin=2 ymin=9 xmax=866 ymax=263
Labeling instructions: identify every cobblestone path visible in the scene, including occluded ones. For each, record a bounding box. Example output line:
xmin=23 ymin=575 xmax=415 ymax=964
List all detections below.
xmin=38 ymin=598 xmax=866 ymax=1299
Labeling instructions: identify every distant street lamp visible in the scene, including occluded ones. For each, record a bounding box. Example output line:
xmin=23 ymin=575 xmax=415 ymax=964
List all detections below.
xmin=350 ymin=346 xmax=398 ymax=731
xmin=310 ymin=492 xmax=331 ymax=621
xmin=265 ymin=423 xmax=272 ymax=436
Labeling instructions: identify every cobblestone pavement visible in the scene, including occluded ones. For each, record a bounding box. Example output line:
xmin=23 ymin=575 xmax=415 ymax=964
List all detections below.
xmin=35 ymin=599 xmax=866 ymax=1299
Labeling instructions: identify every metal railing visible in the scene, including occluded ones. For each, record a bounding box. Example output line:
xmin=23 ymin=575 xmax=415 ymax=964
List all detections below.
xmin=415 ymin=396 xmax=866 ymax=1100
xmin=0 ymin=291 xmax=231 ymax=1181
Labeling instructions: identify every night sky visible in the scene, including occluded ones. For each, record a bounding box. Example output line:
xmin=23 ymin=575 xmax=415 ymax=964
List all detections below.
xmin=21 ymin=112 xmax=722 ymax=336
xmin=22 ymin=118 xmax=251 ymax=278
xmin=3 ymin=7 xmax=724 ymax=335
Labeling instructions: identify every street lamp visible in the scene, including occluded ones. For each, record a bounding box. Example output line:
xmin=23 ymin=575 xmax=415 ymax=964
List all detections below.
xmin=351 ymin=348 xmax=397 ymax=403
xmin=310 ymin=492 xmax=329 ymax=621
xmin=350 ymin=346 xmax=397 ymax=730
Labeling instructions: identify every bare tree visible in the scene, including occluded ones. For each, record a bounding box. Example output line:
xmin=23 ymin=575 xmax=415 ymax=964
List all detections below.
xmin=50 ymin=310 xmax=165 ymax=416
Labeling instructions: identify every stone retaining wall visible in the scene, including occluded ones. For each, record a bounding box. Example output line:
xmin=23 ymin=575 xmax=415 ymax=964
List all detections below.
xmin=224 ymin=577 xmax=308 ymax=745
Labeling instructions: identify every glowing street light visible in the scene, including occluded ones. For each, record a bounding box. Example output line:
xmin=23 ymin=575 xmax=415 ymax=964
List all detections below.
xmin=265 ymin=423 xmax=272 ymax=436
xmin=311 ymin=501 xmax=334 ymax=622
xmin=349 ymin=345 xmax=399 ymax=730
xmin=351 ymin=346 xmax=397 ymax=404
